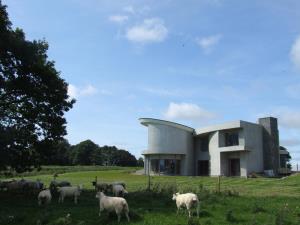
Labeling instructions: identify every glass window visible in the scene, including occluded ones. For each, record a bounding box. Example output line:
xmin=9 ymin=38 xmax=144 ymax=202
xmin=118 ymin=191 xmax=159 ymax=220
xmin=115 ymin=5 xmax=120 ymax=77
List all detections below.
xmin=150 ymin=159 xmax=180 ymax=175
xmin=225 ymin=131 xmax=239 ymax=146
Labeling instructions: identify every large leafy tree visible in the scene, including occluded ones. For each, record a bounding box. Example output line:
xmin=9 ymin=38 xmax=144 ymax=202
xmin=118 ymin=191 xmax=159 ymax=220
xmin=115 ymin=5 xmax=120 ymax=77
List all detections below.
xmin=0 ymin=2 xmax=74 ymax=172
xmin=72 ymin=140 xmax=99 ymax=165
xmin=43 ymin=139 xmax=71 ymax=165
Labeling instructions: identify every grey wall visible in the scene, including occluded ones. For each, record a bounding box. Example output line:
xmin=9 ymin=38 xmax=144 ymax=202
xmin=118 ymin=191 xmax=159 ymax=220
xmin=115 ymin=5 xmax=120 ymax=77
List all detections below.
xmin=144 ymin=123 xmax=194 ymax=175
xmin=241 ymin=121 xmax=264 ymax=174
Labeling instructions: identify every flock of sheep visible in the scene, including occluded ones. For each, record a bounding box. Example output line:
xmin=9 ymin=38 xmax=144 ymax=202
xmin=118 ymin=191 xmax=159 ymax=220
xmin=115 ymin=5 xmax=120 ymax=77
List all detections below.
xmin=0 ymin=178 xmax=200 ymax=223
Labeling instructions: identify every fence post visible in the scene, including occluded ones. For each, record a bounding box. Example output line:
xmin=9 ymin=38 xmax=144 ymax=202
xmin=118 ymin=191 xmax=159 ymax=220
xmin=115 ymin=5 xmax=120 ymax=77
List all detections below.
xmin=147 ymin=159 xmax=151 ymax=191
xmin=217 ymin=175 xmax=221 ymax=193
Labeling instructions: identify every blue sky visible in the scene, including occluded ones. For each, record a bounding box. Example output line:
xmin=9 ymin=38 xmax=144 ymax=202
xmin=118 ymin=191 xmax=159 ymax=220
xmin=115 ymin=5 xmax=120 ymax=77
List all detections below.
xmin=4 ymin=0 xmax=300 ymax=168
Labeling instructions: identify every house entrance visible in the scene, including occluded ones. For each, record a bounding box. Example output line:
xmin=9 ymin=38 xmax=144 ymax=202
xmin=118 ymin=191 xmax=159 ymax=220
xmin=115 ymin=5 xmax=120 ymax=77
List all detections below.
xmin=197 ymin=160 xmax=209 ymax=176
xmin=229 ymin=158 xmax=240 ymax=176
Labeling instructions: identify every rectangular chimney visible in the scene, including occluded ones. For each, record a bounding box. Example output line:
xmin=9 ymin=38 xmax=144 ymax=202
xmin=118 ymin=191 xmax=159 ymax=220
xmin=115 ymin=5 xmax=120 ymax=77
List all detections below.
xmin=258 ymin=117 xmax=280 ymax=174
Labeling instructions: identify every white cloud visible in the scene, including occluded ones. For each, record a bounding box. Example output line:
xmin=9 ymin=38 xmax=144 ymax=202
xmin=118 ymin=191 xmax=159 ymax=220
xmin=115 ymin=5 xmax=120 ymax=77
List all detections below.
xmin=290 ymin=35 xmax=300 ymax=70
xmin=163 ymin=102 xmax=216 ymax=121
xmin=108 ymin=15 xmax=128 ymax=24
xmin=80 ymin=84 xmax=98 ymax=96
xmin=68 ymin=84 xmax=98 ymax=99
xmin=68 ymin=84 xmax=78 ymax=99
xmin=126 ymin=18 xmax=168 ymax=44
xmin=196 ymin=34 xmax=222 ymax=53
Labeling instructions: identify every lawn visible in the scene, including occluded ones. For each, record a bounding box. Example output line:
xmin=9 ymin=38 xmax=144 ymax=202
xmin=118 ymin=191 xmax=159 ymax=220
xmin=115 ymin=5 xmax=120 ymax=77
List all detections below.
xmin=0 ymin=166 xmax=299 ymax=225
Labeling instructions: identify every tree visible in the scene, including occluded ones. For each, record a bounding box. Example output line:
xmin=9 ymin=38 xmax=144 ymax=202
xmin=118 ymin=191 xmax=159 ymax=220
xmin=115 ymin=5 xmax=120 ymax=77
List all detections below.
xmin=280 ymin=146 xmax=292 ymax=170
xmin=72 ymin=140 xmax=99 ymax=165
xmin=137 ymin=157 xmax=144 ymax=167
xmin=43 ymin=138 xmax=71 ymax=165
xmin=0 ymin=1 xmax=74 ymax=172
xmin=97 ymin=145 xmax=137 ymax=167
xmin=111 ymin=149 xmax=137 ymax=167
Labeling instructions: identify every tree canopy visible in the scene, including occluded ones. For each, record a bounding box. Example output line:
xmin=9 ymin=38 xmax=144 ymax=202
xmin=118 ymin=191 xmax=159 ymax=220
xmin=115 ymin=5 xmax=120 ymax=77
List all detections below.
xmin=0 ymin=1 xmax=74 ymax=172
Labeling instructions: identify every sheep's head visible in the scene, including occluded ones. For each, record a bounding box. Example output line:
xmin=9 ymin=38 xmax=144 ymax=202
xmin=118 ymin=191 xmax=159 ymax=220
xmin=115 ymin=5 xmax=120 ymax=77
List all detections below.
xmin=172 ymin=193 xmax=180 ymax=200
xmin=96 ymin=191 xmax=104 ymax=199
xmin=172 ymin=194 xmax=176 ymax=200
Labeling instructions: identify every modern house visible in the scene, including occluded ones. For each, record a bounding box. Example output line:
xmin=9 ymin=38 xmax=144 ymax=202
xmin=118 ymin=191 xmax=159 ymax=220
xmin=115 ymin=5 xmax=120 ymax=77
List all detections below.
xmin=140 ymin=117 xmax=289 ymax=177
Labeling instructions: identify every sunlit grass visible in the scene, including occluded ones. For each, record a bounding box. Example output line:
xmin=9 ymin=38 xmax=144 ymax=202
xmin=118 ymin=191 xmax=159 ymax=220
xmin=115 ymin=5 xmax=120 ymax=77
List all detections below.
xmin=0 ymin=166 xmax=300 ymax=225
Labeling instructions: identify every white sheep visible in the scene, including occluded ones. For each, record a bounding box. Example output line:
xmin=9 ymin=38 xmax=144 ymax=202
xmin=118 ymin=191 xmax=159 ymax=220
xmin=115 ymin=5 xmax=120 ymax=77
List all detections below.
xmin=38 ymin=189 xmax=52 ymax=205
xmin=96 ymin=191 xmax=130 ymax=223
xmin=172 ymin=192 xmax=199 ymax=218
xmin=112 ymin=184 xmax=128 ymax=197
xmin=58 ymin=185 xmax=83 ymax=204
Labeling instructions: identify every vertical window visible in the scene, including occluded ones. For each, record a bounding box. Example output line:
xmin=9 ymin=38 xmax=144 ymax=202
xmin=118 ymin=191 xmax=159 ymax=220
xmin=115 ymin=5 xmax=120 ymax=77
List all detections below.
xmin=225 ymin=131 xmax=239 ymax=146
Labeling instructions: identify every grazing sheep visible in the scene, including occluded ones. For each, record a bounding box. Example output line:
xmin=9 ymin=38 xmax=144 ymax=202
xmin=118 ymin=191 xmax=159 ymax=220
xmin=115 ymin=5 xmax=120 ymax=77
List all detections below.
xmin=111 ymin=184 xmax=128 ymax=197
xmin=172 ymin=192 xmax=199 ymax=218
xmin=23 ymin=179 xmax=44 ymax=193
xmin=6 ymin=179 xmax=26 ymax=192
xmin=96 ymin=191 xmax=130 ymax=223
xmin=38 ymin=189 xmax=52 ymax=205
xmin=0 ymin=180 xmax=15 ymax=191
xmin=93 ymin=182 xmax=111 ymax=193
xmin=50 ymin=180 xmax=71 ymax=197
xmin=112 ymin=182 xmax=126 ymax=189
xmin=58 ymin=185 xmax=83 ymax=204
xmin=50 ymin=180 xmax=71 ymax=187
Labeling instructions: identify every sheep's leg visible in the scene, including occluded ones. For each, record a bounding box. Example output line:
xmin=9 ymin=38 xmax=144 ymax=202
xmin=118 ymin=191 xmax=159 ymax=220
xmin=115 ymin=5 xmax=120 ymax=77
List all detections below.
xmin=188 ymin=209 xmax=191 ymax=218
xmin=125 ymin=212 xmax=130 ymax=222
xmin=74 ymin=196 xmax=77 ymax=204
xmin=99 ymin=207 xmax=103 ymax=217
xmin=197 ymin=202 xmax=200 ymax=218
xmin=117 ymin=213 xmax=121 ymax=223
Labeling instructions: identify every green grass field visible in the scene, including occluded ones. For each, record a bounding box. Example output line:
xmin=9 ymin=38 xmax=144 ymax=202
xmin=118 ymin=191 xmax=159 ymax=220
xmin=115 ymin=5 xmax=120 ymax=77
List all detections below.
xmin=0 ymin=166 xmax=300 ymax=225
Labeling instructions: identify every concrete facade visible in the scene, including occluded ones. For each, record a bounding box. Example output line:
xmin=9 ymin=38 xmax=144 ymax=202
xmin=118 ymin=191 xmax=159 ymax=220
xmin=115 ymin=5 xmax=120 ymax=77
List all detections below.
xmin=140 ymin=117 xmax=284 ymax=177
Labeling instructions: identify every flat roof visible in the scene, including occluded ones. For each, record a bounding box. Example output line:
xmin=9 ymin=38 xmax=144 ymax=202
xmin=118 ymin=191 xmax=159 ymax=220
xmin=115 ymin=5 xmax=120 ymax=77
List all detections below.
xmin=195 ymin=120 xmax=242 ymax=135
xmin=139 ymin=118 xmax=194 ymax=133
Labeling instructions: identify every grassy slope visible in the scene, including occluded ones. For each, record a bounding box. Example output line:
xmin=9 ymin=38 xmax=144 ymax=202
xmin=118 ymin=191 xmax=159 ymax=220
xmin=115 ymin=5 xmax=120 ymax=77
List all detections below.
xmin=0 ymin=167 xmax=300 ymax=225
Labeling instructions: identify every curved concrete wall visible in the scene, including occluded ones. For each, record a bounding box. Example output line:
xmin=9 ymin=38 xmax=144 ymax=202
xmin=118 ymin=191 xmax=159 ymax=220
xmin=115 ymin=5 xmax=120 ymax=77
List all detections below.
xmin=142 ymin=122 xmax=194 ymax=175
xmin=146 ymin=123 xmax=193 ymax=155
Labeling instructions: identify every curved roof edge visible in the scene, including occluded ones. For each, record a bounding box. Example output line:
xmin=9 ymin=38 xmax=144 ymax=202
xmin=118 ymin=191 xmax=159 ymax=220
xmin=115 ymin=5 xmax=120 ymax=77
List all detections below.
xmin=139 ymin=118 xmax=194 ymax=133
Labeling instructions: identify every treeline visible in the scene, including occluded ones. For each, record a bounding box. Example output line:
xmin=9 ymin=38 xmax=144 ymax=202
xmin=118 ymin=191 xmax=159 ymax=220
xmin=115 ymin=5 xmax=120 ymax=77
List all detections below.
xmin=42 ymin=139 xmax=144 ymax=167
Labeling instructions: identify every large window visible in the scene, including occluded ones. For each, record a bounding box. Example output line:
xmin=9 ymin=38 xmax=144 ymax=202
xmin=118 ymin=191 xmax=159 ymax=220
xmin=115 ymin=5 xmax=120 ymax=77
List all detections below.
xmin=151 ymin=159 xmax=180 ymax=175
xmin=225 ymin=131 xmax=239 ymax=146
